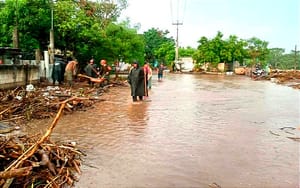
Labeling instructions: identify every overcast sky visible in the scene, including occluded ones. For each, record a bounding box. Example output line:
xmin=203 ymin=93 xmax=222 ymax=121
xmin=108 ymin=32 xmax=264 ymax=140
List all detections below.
xmin=119 ymin=0 xmax=300 ymax=53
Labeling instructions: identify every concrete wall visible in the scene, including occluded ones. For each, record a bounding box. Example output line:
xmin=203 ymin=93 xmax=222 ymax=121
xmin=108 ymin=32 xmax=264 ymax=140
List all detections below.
xmin=180 ymin=57 xmax=194 ymax=71
xmin=0 ymin=64 xmax=40 ymax=89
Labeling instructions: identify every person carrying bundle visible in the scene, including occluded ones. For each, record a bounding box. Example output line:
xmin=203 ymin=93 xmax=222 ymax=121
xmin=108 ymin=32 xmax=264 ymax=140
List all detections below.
xmin=84 ymin=58 xmax=99 ymax=87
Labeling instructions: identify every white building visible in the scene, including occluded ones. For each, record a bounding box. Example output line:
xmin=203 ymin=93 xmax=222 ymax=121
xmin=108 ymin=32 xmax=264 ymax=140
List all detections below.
xmin=178 ymin=57 xmax=194 ymax=72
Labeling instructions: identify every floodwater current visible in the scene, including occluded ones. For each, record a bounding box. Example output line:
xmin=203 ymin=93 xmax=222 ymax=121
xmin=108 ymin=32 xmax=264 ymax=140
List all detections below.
xmin=28 ymin=73 xmax=300 ymax=188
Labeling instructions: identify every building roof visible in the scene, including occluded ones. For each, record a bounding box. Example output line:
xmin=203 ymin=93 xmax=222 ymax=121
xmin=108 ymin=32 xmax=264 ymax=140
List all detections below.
xmin=0 ymin=47 xmax=22 ymax=55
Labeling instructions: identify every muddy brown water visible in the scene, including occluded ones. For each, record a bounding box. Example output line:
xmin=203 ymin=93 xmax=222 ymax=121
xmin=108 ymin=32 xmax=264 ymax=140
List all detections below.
xmin=27 ymin=73 xmax=300 ymax=188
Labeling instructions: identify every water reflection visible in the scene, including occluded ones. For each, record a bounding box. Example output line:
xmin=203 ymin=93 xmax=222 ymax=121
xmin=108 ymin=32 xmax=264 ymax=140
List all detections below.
xmin=127 ymin=102 xmax=149 ymax=135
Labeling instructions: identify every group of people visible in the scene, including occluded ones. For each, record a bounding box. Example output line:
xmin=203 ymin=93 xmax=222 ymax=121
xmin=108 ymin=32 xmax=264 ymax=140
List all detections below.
xmin=52 ymin=57 xmax=113 ymax=88
xmin=127 ymin=61 xmax=165 ymax=102
xmin=52 ymin=57 xmax=167 ymax=102
xmin=84 ymin=58 xmax=112 ymax=87
xmin=52 ymin=56 xmax=78 ymax=87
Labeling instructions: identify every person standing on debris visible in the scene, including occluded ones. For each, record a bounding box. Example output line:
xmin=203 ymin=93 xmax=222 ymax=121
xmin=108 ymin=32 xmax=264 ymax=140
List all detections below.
xmin=99 ymin=59 xmax=112 ymax=86
xmin=52 ymin=57 xmax=63 ymax=85
xmin=65 ymin=59 xmax=78 ymax=87
xmin=157 ymin=63 xmax=164 ymax=81
xmin=127 ymin=61 xmax=145 ymax=102
xmin=84 ymin=58 xmax=99 ymax=86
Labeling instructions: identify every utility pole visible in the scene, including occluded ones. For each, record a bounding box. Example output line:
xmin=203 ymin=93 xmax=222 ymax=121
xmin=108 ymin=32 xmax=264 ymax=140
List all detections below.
xmin=172 ymin=20 xmax=182 ymax=70
xmin=49 ymin=1 xmax=54 ymax=64
xmin=292 ymin=45 xmax=299 ymax=70
xmin=12 ymin=0 xmax=19 ymax=48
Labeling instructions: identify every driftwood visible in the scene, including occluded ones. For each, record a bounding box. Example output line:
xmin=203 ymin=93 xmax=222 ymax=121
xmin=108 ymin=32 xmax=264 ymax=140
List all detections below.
xmin=0 ymin=166 xmax=32 ymax=179
xmin=0 ymin=97 xmax=87 ymax=187
xmin=269 ymin=127 xmax=300 ymax=142
xmin=5 ymin=99 xmax=67 ymax=171
xmin=77 ymin=74 xmax=106 ymax=83
xmin=0 ymin=84 xmax=107 ymax=124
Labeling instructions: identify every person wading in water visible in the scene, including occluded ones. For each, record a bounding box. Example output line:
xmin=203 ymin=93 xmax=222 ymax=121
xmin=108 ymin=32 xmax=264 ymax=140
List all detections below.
xmin=127 ymin=61 xmax=145 ymax=102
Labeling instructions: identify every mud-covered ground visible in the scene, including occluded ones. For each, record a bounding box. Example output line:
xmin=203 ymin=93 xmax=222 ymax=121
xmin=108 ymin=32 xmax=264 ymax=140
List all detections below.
xmin=253 ymin=70 xmax=300 ymax=89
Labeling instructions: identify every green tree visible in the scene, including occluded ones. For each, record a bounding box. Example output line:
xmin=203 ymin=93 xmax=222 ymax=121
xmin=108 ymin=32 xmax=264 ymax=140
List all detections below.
xmin=220 ymin=35 xmax=247 ymax=69
xmin=143 ymin=28 xmax=175 ymax=66
xmin=0 ymin=0 xmax=19 ymax=46
xmin=154 ymin=41 xmax=175 ymax=65
xmin=179 ymin=46 xmax=196 ymax=57
xmin=272 ymin=52 xmax=300 ymax=70
xmin=102 ymin=23 xmax=145 ymax=64
xmin=194 ymin=32 xmax=269 ymax=71
xmin=193 ymin=36 xmax=209 ymax=66
xmin=0 ymin=0 xmax=130 ymax=62
xmin=91 ymin=0 xmax=128 ymax=29
xmin=267 ymin=48 xmax=285 ymax=69
xmin=245 ymin=37 xmax=269 ymax=67
xmin=54 ymin=0 xmax=91 ymax=54
xmin=0 ymin=0 xmax=51 ymax=56
xmin=194 ymin=33 xmax=222 ymax=68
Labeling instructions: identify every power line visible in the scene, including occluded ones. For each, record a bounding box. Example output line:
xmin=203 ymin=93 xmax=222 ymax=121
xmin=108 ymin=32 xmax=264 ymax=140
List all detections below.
xmin=170 ymin=0 xmax=173 ymax=23
xmin=182 ymin=0 xmax=187 ymax=23
xmin=170 ymin=0 xmax=186 ymax=23
xmin=172 ymin=20 xmax=182 ymax=63
xmin=292 ymin=45 xmax=300 ymax=70
xmin=170 ymin=0 xmax=185 ymax=65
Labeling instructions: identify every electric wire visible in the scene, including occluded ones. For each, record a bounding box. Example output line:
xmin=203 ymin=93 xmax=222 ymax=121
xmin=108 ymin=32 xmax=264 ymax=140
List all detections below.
xmin=170 ymin=0 xmax=186 ymax=24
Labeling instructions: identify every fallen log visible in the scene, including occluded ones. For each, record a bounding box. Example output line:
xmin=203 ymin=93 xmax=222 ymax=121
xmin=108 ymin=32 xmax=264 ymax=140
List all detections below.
xmin=0 ymin=136 xmax=84 ymax=187
xmin=0 ymin=166 xmax=32 ymax=179
xmin=77 ymin=74 xmax=106 ymax=83
xmin=0 ymin=108 xmax=10 ymax=116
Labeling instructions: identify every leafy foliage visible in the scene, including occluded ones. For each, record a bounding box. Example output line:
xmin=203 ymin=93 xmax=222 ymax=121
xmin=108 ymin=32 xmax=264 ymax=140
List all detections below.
xmin=179 ymin=46 xmax=196 ymax=57
xmin=0 ymin=0 xmax=146 ymax=68
xmin=193 ymin=31 xmax=272 ymax=70
xmin=245 ymin=37 xmax=269 ymax=67
xmin=143 ymin=28 xmax=175 ymax=67
xmin=267 ymin=47 xmax=300 ymax=69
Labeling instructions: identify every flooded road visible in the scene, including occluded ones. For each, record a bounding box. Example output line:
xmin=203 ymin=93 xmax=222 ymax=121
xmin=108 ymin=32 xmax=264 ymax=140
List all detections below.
xmin=29 ymin=73 xmax=299 ymax=188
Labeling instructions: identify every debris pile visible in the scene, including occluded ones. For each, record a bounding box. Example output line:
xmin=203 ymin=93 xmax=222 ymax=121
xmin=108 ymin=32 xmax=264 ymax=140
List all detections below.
xmin=0 ymin=77 xmax=128 ymax=124
xmin=254 ymin=70 xmax=300 ymax=89
xmin=0 ymin=78 xmax=128 ymax=187
xmin=0 ymin=134 xmax=84 ymax=187
xmin=0 ymin=84 xmax=107 ymax=125
xmin=0 ymin=101 xmax=84 ymax=187
xmin=269 ymin=70 xmax=300 ymax=89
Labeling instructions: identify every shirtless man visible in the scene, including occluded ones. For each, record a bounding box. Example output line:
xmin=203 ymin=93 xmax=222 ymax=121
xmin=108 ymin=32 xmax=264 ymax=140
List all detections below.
xmin=65 ymin=59 xmax=78 ymax=87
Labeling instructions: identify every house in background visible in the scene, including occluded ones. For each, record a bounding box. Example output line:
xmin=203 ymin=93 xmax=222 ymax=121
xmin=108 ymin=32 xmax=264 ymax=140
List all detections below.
xmin=0 ymin=47 xmax=40 ymax=89
xmin=174 ymin=57 xmax=194 ymax=72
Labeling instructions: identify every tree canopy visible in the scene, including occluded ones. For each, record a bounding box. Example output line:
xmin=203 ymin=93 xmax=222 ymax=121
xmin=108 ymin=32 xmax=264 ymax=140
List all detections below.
xmin=193 ymin=31 xmax=271 ymax=70
xmin=143 ymin=28 xmax=175 ymax=67
xmin=0 ymin=0 xmax=144 ymax=67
